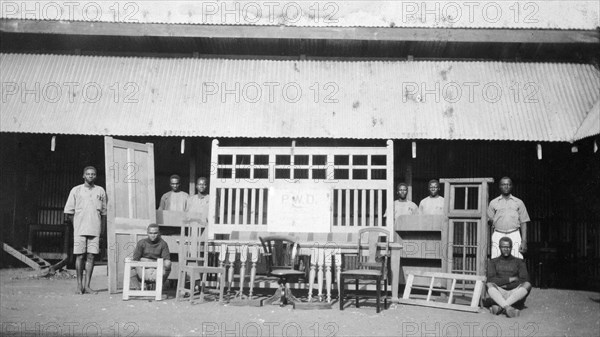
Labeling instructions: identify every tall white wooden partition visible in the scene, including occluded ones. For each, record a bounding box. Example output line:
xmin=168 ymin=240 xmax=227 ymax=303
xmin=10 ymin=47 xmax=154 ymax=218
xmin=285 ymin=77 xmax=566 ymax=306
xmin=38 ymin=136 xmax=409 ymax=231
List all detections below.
xmin=207 ymin=140 xmax=395 ymax=239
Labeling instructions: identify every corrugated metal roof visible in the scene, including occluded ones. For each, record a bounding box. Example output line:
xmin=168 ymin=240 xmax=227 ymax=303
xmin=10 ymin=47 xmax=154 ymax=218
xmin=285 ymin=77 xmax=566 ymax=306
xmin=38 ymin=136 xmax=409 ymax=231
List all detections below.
xmin=1 ymin=53 xmax=599 ymax=141
xmin=1 ymin=1 xmax=598 ymax=30
xmin=572 ymin=100 xmax=600 ymax=141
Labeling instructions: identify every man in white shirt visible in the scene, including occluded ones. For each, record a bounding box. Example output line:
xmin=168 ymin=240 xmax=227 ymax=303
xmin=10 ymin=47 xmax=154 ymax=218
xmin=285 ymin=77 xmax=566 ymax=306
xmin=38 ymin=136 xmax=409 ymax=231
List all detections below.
xmin=418 ymin=179 xmax=445 ymax=215
xmin=186 ymin=177 xmax=210 ymax=223
xmin=64 ymin=166 xmax=107 ymax=295
xmin=393 ymin=183 xmax=418 ymax=217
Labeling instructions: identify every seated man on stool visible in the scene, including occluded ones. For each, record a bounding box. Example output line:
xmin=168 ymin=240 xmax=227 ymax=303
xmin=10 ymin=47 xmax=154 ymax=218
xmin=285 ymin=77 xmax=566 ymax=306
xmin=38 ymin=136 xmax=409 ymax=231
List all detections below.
xmin=486 ymin=236 xmax=532 ymax=317
xmin=131 ymin=224 xmax=171 ymax=289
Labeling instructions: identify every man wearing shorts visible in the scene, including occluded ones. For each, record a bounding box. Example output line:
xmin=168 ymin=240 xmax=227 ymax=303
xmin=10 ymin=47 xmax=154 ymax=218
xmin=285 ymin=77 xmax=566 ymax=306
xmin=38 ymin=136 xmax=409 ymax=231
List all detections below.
xmin=64 ymin=166 xmax=107 ymax=294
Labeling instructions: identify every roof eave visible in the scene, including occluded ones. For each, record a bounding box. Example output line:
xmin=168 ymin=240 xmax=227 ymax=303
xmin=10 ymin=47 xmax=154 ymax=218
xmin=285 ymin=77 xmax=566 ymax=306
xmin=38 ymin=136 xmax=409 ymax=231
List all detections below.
xmin=1 ymin=19 xmax=599 ymax=44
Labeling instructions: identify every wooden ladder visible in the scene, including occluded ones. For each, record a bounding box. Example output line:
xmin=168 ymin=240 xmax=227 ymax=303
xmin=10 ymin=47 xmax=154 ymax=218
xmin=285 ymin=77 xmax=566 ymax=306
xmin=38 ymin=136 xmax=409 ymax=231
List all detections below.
xmin=398 ymin=271 xmax=486 ymax=313
xmin=2 ymin=242 xmax=52 ymax=270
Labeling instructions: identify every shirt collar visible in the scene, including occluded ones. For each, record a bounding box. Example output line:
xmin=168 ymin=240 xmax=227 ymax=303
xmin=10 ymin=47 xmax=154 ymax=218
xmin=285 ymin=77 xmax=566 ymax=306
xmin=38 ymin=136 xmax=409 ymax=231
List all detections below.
xmin=498 ymin=194 xmax=516 ymax=201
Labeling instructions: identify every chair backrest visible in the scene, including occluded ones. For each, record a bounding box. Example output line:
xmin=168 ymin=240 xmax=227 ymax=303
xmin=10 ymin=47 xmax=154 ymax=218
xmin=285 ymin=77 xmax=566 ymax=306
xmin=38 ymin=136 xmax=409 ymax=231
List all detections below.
xmin=180 ymin=221 xmax=209 ymax=267
xmin=357 ymin=228 xmax=390 ymax=268
xmin=259 ymin=235 xmax=300 ymax=273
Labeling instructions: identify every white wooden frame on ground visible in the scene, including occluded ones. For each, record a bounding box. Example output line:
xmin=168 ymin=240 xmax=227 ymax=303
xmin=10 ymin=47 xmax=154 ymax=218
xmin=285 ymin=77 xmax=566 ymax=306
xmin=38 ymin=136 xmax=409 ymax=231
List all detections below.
xmin=207 ymin=139 xmax=395 ymax=240
xmin=399 ymin=271 xmax=486 ymax=313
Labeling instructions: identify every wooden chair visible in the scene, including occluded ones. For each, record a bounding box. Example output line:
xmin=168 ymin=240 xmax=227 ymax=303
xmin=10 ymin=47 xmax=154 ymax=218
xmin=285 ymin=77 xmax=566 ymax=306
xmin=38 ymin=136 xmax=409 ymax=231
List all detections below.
xmin=259 ymin=235 xmax=305 ymax=307
xmin=122 ymin=257 xmax=164 ymax=301
xmin=339 ymin=228 xmax=390 ymax=313
xmin=176 ymin=221 xmax=226 ymax=303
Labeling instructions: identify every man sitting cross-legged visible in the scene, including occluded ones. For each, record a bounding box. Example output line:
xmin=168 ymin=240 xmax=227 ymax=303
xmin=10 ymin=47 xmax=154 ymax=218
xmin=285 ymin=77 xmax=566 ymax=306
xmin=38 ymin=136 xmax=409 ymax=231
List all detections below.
xmin=130 ymin=224 xmax=172 ymax=289
xmin=486 ymin=236 xmax=532 ymax=318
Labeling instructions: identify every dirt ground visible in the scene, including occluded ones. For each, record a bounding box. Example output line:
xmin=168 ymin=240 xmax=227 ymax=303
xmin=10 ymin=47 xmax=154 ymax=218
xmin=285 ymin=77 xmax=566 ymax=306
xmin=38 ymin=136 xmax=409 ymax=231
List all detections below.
xmin=1 ymin=267 xmax=598 ymax=337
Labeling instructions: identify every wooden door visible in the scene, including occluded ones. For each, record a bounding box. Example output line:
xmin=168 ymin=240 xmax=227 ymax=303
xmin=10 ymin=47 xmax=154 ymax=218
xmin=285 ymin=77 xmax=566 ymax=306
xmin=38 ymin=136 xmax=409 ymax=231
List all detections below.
xmin=104 ymin=137 xmax=156 ymax=293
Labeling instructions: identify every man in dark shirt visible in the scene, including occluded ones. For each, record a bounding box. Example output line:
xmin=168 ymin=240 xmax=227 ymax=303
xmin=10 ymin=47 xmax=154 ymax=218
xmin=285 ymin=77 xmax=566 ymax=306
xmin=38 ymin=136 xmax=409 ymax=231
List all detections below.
xmin=486 ymin=236 xmax=532 ymax=317
xmin=131 ymin=224 xmax=171 ymax=287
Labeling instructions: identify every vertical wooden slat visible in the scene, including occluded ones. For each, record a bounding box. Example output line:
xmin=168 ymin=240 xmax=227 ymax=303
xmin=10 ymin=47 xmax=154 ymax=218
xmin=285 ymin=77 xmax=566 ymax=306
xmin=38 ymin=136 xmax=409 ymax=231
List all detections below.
xmin=369 ymin=189 xmax=375 ymax=227
xmin=353 ymin=189 xmax=358 ymax=227
xmin=377 ymin=189 xmax=383 ymax=226
xmin=448 ymin=184 xmax=455 ymax=212
xmin=361 ymin=189 xmax=367 ymax=227
xmin=208 ymin=139 xmax=219 ymax=238
xmin=345 ymin=189 xmax=350 ymax=227
xmin=250 ymin=189 xmax=256 ymax=225
xmin=386 ymin=140 xmax=394 ymax=234
xmin=234 ymin=188 xmax=241 ymax=225
xmin=258 ymin=188 xmax=264 ymax=225
xmin=219 ymin=188 xmax=225 ymax=225
xmin=242 ymin=188 xmax=248 ymax=225
xmin=337 ymin=190 xmax=342 ymax=227
xmin=227 ymin=188 xmax=233 ymax=225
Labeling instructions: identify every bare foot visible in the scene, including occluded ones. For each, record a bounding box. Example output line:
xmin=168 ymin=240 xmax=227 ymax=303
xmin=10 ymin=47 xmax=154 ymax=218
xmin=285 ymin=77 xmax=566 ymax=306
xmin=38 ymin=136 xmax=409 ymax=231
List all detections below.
xmin=83 ymin=287 xmax=98 ymax=295
xmin=76 ymin=286 xmax=84 ymax=295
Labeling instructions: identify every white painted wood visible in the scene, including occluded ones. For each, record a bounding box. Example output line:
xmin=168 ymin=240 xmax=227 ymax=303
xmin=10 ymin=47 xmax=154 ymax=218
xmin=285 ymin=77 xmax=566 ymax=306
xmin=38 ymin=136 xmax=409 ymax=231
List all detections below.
xmin=209 ymin=142 xmax=395 ymax=239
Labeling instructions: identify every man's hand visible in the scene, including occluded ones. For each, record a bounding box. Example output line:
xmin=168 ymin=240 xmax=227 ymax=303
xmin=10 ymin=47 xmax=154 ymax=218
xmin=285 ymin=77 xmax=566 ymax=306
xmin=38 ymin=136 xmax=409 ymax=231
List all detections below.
xmin=509 ymin=276 xmax=518 ymax=283
xmin=519 ymin=241 xmax=527 ymax=254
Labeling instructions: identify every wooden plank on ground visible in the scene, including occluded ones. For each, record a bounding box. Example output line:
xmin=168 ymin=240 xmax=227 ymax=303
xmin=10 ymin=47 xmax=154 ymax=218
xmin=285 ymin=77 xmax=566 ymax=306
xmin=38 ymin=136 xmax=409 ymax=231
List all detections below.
xmin=397 ymin=298 xmax=480 ymax=313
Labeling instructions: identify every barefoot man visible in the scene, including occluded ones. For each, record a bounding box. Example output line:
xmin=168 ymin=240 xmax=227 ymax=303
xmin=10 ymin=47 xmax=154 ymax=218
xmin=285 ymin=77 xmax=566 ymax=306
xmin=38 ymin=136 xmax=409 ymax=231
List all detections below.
xmin=64 ymin=166 xmax=107 ymax=294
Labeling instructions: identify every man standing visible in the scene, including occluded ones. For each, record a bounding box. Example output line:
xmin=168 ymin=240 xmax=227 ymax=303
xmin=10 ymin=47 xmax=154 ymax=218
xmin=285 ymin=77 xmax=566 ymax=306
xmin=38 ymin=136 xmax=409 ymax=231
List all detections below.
xmin=64 ymin=166 xmax=107 ymax=294
xmin=158 ymin=174 xmax=188 ymax=211
xmin=418 ymin=180 xmax=445 ymax=215
xmin=390 ymin=183 xmax=418 ymax=217
xmin=131 ymin=224 xmax=171 ymax=287
xmin=186 ymin=177 xmax=210 ymax=223
xmin=487 ymin=177 xmax=530 ymax=259
xmin=486 ymin=237 xmax=532 ymax=317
